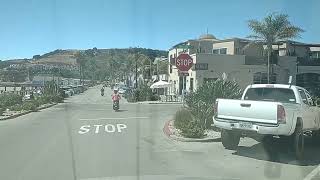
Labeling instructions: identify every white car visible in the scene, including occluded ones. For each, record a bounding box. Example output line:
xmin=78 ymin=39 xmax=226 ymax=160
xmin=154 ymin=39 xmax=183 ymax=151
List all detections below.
xmin=63 ymin=90 xmax=72 ymax=97
xmin=213 ymin=83 xmax=320 ymax=159
xmin=118 ymin=88 xmax=126 ymax=94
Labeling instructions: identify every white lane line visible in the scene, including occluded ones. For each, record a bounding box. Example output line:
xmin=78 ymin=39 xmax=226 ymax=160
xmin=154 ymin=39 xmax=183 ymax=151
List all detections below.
xmin=79 ymin=117 xmax=149 ymax=121
xmin=304 ymin=164 xmax=320 ymax=180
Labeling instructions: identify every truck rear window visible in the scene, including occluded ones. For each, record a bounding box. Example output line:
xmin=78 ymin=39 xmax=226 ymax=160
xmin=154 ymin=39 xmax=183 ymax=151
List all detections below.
xmin=244 ymin=88 xmax=296 ymax=103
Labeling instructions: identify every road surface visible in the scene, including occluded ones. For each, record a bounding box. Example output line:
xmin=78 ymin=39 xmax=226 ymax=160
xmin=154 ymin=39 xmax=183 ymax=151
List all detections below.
xmin=0 ymin=85 xmax=319 ymax=180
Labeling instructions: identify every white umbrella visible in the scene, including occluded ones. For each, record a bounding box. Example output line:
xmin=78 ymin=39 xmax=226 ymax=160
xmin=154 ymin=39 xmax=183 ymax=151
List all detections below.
xmin=150 ymin=80 xmax=171 ymax=89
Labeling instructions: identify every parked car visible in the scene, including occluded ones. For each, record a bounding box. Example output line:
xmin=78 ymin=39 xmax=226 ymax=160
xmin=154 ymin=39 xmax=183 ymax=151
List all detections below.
xmin=118 ymin=88 xmax=126 ymax=94
xmin=77 ymin=85 xmax=84 ymax=93
xmin=213 ymin=83 xmax=320 ymax=160
xmin=63 ymin=90 xmax=72 ymax=97
xmin=69 ymin=89 xmax=75 ymax=96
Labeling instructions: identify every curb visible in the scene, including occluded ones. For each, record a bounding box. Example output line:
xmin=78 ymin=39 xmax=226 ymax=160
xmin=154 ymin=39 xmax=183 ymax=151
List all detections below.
xmin=36 ymin=103 xmax=58 ymax=111
xmin=163 ymin=120 xmax=221 ymax=142
xmin=304 ymin=164 xmax=320 ymax=180
xmin=0 ymin=103 xmax=58 ymax=121
xmin=134 ymin=102 xmax=182 ymax=105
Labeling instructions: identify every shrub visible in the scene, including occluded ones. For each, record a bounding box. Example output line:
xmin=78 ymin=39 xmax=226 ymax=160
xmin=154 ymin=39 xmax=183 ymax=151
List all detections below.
xmin=40 ymin=94 xmax=64 ymax=103
xmin=174 ymin=108 xmax=194 ymax=130
xmin=180 ymin=120 xmax=205 ymax=138
xmin=0 ymin=108 xmax=3 ymax=116
xmin=52 ymin=95 xmax=64 ymax=103
xmin=10 ymin=104 xmax=23 ymax=111
xmin=185 ymin=79 xmax=242 ymax=128
xmin=150 ymin=94 xmax=160 ymax=101
xmin=0 ymin=93 xmax=22 ymax=109
xmin=21 ymin=102 xmax=37 ymax=111
xmin=174 ymin=108 xmax=205 ymax=138
xmin=36 ymin=96 xmax=50 ymax=105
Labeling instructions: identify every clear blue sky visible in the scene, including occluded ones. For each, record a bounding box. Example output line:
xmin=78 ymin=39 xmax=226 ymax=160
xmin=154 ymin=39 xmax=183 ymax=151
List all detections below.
xmin=0 ymin=0 xmax=319 ymax=60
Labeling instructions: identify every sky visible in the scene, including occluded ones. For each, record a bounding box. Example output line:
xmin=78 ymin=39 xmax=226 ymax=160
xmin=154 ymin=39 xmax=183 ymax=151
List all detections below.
xmin=0 ymin=0 xmax=319 ymax=60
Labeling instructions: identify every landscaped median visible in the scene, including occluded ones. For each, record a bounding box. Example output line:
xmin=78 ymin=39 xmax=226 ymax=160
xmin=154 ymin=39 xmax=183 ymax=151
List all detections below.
xmin=163 ymin=78 xmax=242 ymax=142
xmin=0 ymin=103 xmax=57 ymax=121
xmin=163 ymin=119 xmax=221 ymax=142
xmin=0 ymin=93 xmax=63 ymax=121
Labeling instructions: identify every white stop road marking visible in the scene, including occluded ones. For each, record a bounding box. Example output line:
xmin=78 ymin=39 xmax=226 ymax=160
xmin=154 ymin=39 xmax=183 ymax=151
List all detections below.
xmin=78 ymin=124 xmax=127 ymax=134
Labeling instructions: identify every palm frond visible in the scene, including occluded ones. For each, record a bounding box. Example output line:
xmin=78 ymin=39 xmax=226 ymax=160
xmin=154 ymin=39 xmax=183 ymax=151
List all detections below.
xmin=247 ymin=13 xmax=304 ymax=45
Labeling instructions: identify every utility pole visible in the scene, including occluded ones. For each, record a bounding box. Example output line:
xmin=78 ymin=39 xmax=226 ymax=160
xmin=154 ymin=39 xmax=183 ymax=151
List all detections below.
xmin=135 ymin=49 xmax=138 ymax=89
xmin=157 ymin=59 xmax=159 ymax=81
xmin=149 ymin=57 xmax=152 ymax=81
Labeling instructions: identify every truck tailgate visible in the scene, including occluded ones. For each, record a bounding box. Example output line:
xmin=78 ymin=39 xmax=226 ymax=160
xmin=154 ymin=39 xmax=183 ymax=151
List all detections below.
xmin=217 ymin=99 xmax=278 ymax=124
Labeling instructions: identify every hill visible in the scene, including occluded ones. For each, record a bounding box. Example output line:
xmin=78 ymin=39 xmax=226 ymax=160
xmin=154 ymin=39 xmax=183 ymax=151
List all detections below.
xmin=1 ymin=48 xmax=168 ymax=81
xmin=31 ymin=48 xmax=167 ymax=65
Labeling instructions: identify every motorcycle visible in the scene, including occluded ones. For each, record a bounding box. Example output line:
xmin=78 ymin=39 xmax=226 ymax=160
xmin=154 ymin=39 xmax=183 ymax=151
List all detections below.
xmin=113 ymin=100 xmax=119 ymax=111
xmin=101 ymin=90 xmax=104 ymax=96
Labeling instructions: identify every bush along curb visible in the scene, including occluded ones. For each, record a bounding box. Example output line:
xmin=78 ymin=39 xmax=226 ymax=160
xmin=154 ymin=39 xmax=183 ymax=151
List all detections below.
xmin=163 ymin=120 xmax=221 ymax=142
xmin=0 ymin=103 xmax=58 ymax=121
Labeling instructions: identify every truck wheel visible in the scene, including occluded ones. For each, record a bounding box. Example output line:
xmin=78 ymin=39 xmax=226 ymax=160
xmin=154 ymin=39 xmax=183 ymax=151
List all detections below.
xmin=293 ymin=124 xmax=304 ymax=160
xmin=221 ymin=130 xmax=240 ymax=150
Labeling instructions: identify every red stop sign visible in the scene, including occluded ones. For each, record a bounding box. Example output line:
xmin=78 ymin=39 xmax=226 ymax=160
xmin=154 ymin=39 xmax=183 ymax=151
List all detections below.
xmin=175 ymin=54 xmax=193 ymax=71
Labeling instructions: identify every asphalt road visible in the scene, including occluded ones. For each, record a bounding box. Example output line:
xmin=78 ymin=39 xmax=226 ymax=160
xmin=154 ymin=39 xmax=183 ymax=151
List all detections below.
xmin=0 ymin=85 xmax=319 ymax=180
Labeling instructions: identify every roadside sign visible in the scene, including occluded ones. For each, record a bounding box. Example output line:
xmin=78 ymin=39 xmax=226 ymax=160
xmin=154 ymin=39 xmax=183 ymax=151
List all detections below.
xmin=195 ymin=63 xmax=208 ymax=70
xmin=178 ymin=70 xmax=189 ymax=76
xmin=175 ymin=54 xmax=194 ymax=71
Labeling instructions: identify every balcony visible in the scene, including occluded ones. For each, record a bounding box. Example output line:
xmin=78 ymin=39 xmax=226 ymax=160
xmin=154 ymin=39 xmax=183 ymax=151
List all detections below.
xmin=297 ymin=57 xmax=320 ymax=66
xmin=244 ymin=56 xmax=266 ymax=65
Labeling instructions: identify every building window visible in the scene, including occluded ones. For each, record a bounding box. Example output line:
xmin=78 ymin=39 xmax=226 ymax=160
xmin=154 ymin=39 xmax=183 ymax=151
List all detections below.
xmin=212 ymin=49 xmax=219 ymax=54
xmin=235 ymin=47 xmax=241 ymax=54
xmin=170 ymin=64 xmax=172 ymax=73
xmin=311 ymin=51 xmax=320 ymax=59
xmin=212 ymin=48 xmax=227 ymax=54
xmin=220 ymin=48 xmax=227 ymax=54
xmin=253 ymin=72 xmax=277 ymax=84
xmin=190 ymin=78 xmax=194 ymax=92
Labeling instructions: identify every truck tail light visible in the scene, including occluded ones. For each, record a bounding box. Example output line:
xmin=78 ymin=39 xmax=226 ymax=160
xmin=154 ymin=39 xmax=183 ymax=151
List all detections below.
xmin=214 ymin=101 xmax=218 ymax=117
xmin=277 ymin=105 xmax=286 ymax=124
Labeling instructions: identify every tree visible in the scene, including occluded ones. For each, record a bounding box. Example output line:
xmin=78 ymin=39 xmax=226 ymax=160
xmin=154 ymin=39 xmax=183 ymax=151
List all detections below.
xmin=247 ymin=13 xmax=304 ymax=83
xmin=75 ymin=49 xmax=97 ymax=83
xmin=33 ymin=55 xmax=41 ymax=59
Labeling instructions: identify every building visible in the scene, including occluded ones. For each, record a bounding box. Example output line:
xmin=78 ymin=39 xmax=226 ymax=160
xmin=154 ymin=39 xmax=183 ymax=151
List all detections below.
xmin=168 ymin=34 xmax=320 ymax=96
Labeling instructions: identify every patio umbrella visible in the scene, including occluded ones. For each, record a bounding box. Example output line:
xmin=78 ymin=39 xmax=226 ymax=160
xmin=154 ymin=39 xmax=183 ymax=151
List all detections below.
xmin=150 ymin=80 xmax=171 ymax=89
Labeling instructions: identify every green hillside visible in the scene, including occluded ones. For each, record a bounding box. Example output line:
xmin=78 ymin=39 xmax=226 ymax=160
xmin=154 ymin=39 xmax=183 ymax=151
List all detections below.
xmin=1 ymin=48 xmax=168 ymax=82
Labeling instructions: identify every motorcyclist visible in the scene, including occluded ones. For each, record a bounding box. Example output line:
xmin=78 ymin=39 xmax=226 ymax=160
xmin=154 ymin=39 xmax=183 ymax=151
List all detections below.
xmin=100 ymin=87 xmax=105 ymax=96
xmin=111 ymin=89 xmax=121 ymax=102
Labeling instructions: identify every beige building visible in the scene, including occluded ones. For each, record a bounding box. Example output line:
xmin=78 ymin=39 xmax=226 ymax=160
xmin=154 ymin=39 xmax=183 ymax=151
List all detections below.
xmin=168 ymin=34 xmax=320 ymax=96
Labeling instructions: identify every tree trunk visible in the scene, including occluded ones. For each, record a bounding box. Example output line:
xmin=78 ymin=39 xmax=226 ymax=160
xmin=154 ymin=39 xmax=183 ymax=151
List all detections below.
xmin=267 ymin=50 xmax=270 ymax=84
xmin=267 ymin=43 xmax=273 ymax=84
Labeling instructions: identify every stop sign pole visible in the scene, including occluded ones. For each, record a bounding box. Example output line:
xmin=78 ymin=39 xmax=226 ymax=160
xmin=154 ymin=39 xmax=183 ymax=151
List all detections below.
xmin=175 ymin=54 xmax=193 ymax=102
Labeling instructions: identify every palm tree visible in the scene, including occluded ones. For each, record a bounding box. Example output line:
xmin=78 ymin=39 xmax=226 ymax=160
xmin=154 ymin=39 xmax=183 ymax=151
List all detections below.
xmin=75 ymin=51 xmax=86 ymax=84
xmin=75 ymin=49 xmax=97 ymax=84
xmin=247 ymin=13 xmax=304 ymax=83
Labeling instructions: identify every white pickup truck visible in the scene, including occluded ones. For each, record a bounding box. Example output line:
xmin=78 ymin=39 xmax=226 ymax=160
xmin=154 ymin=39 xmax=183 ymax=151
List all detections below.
xmin=213 ymin=84 xmax=320 ymax=159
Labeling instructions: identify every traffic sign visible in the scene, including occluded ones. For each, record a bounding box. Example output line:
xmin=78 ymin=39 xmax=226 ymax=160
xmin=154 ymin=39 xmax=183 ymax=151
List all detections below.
xmin=195 ymin=63 xmax=208 ymax=70
xmin=175 ymin=54 xmax=193 ymax=71
xmin=178 ymin=70 xmax=189 ymax=76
